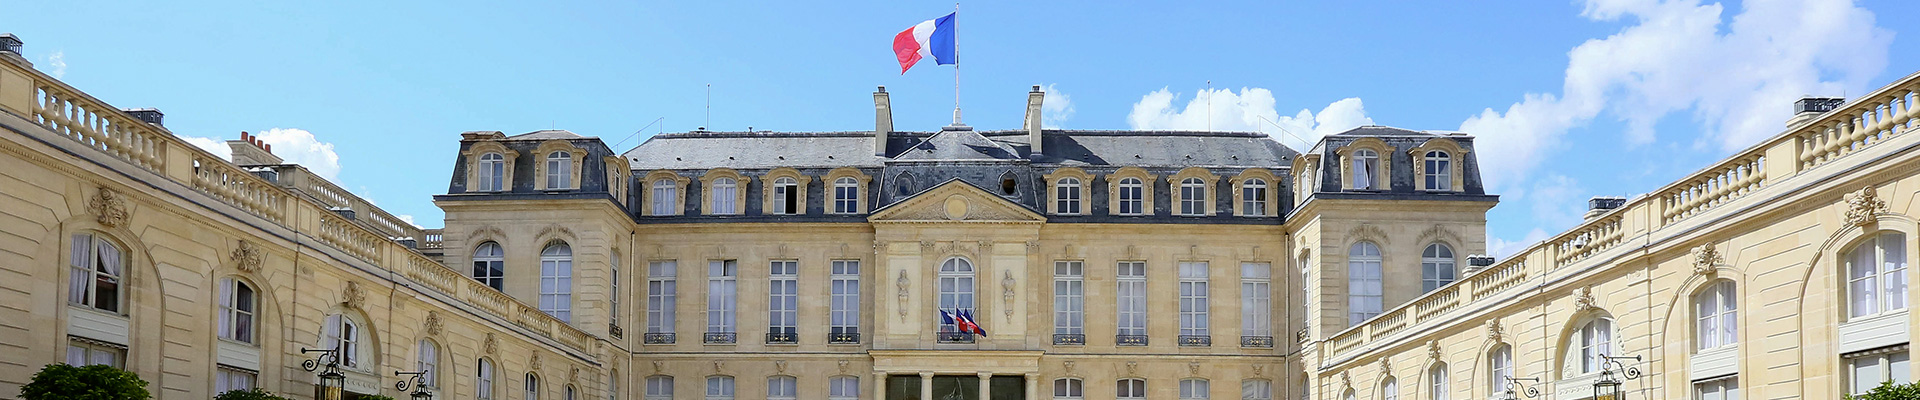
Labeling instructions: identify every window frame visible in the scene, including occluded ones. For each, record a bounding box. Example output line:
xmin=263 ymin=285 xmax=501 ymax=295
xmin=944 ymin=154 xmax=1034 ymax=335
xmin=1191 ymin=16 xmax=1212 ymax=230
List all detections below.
xmin=771 ymin=177 xmax=800 ymax=215
xmin=766 ymin=375 xmax=797 ymax=400
xmin=1053 ymin=377 xmax=1084 ymax=399
xmin=1578 ymin=318 xmax=1614 ymax=374
xmin=647 ymin=260 xmax=678 ymax=335
xmin=526 ymin=373 xmax=541 ymax=400
xmin=650 ymin=178 xmax=678 ymax=216
xmin=706 ymin=260 xmax=738 ymax=338
xmin=710 ymin=177 xmax=739 ymax=215
xmin=1488 ymin=345 xmax=1512 ymax=396
xmin=1241 ymin=178 xmax=1268 ymax=216
xmin=1179 ymin=177 xmax=1207 ymax=216
xmin=1695 ymin=280 xmax=1738 ymax=352
xmin=68 ymin=233 xmax=125 ymax=314
xmin=416 ymin=339 xmax=440 ymax=388
xmin=218 ymin=277 xmax=258 ymax=344
xmin=1179 ymin=378 xmax=1210 ymax=400
xmin=1118 ymin=177 xmax=1145 ymax=216
xmin=1241 ymin=379 xmax=1273 ymax=400
xmin=1423 ymin=150 xmax=1451 ymax=191
xmin=1351 ymin=149 xmax=1379 ymax=190
xmin=477 ymin=152 xmax=505 ymax=191
xmin=768 ymin=260 xmax=798 ymax=337
xmin=1054 ymin=261 xmax=1086 ymax=336
xmin=1117 ymin=378 xmax=1147 ymax=399
xmin=1241 ymin=262 xmax=1273 ymax=338
xmin=1117 ymin=261 xmax=1148 ymax=337
xmin=1178 ymin=261 xmax=1211 ymax=337
xmin=830 ymin=260 xmax=861 ymax=338
xmin=705 ymin=375 xmax=735 ymax=400
xmin=644 ymin=375 xmax=674 ymax=400
xmin=828 ymin=375 xmax=860 ymax=400
xmin=1845 ymin=233 xmax=1908 ymax=320
xmin=545 ymin=151 xmax=573 ymax=190
xmin=1693 ymin=376 xmax=1738 ymax=400
xmin=473 ymin=242 xmax=506 ymax=291
xmin=938 ymin=257 xmax=977 ymax=334
xmin=833 ymin=177 xmax=861 ymax=214
xmin=539 ymin=242 xmax=574 ymax=322
xmin=1421 ymin=243 xmax=1456 ymax=293
xmin=478 ymin=358 xmax=497 ymax=400
xmin=1429 ymin=363 xmax=1449 ymax=400
xmin=1348 ymin=242 xmax=1384 ymax=326
xmin=1056 ymin=178 xmax=1084 ymax=215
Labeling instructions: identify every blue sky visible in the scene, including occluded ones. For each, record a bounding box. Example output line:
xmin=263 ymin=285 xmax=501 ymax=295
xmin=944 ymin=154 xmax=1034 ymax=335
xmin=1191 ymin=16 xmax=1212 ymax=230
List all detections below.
xmin=5 ymin=0 xmax=1916 ymax=256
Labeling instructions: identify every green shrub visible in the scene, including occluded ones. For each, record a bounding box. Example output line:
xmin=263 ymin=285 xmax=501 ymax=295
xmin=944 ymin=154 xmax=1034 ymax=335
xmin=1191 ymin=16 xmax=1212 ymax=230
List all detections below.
xmin=215 ymin=387 xmax=290 ymax=400
xmin=19 ymin=363 xmax=150 ymax=400
xmin=1848 ymin=381 xmax=1920 ymax=400
xmin=358 ymin=395 xmax=397 ymax=400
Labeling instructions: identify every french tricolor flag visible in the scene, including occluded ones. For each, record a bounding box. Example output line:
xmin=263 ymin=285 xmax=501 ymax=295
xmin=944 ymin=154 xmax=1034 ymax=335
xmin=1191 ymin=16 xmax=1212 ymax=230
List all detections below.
xmin=892 ymin=12 xmax=956 ymax=74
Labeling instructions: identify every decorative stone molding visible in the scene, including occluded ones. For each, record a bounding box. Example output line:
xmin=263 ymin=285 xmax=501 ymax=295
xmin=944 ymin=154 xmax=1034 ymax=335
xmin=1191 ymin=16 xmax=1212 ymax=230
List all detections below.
xmin=651 ymin=360 xmax=663 ymax=373
xmin=1426 ymin=340 xmax=1442 ymax=362
xmin=483 ymin=333 xmax=498 ymax=355
xmin=1347 ymin=224 xmax=1390 ymax=246
xmin=1416 ymin=224 xmax=1463 ymax=250
xmin=775 ymin=360 xmax=788 ymax=373
xmin=537 ymin=225 xmax=576 ymax=245
xmin=231 ymin=239 xmax=263 ymax=273
xmin=1251 ymin=364 xmax=1264 ymax=377
xmin=1573 ymin=286 xmax=1596 ymax=312
xmin=1692 ymin=242 xmax=1724 ymax=276
xmin=1002 ymin=270 xmax=1016 ymax=322
xmin=342 ymin=281 xmax=365 ymax=309
xmin=1189 ymin=361 xmax=1202 ymax=376
xmin=896 ymin=270 xmax=910 ymax=322
xmin=1376 ymin=357 xmax=1391 ymax=378
xmin=88 ymin=187 xmax=129 ymax=227
xmin=470 ymin=226 xmax=508 ymax=246
xmin=1340 ymin=370 xmax=1352 ymax=391
xmin=568 ymin=366 xmax=579 ymax=384
xmin=1486 ymin=319 xmax=1502 ymax=342
xmin=529 ymin=353 xmax=542 ymax=370
xmin=713 ymin=361 xmax=724 ymax=374
xmin=1844 ymin=185 xmax=1888 ymax=226
xmin=1125 ymin=245 xmax=1140 ymax=259
xmin=1125 ymin=361 xmax=1138 ymax=376
xmin=424 ymin=311 xmax=444 ymax=336
xmin=1063 ymin=361 xmax=1075 ymax=374
xmin=838 ymin=360 xmax=851 ymax=374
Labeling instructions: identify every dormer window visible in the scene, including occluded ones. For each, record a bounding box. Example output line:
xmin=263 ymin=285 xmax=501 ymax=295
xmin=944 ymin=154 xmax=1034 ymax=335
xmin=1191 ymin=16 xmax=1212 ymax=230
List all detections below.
xmin=546 ymin=151 xmax=573 ymax=190
xmin=711 ymin=178 xmax=739 ymax=215
xmin=772 ymin=177 xmax=800 ymax=215
xmin=1179 ymin=178 xmax=1207 ymax=216
xmin=1351 ymin=149 xmax=1378 ymax=190
xmin=1241 ymin=178 xmax=1267 ymax=216
xmin=1055 ymin=178 xmax=1083 ymax=215
xmin=1423 ymin=151 xmax=1451 ymax=191
xmin=833 ymin=177 xmax=860 ymax=214
xmin=1118 ymin=178 xmax=1144 ymax=216
xmin=478 ymin=153 xmax=505 ymax=191
xmin=651 ymin=179 xmax=678 ymax=216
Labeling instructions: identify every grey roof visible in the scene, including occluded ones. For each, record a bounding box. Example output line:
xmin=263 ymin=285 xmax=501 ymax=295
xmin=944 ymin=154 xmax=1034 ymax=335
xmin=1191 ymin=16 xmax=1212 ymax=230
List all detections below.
xmin=624 ymin=128 xmax=1299 ymax=171
xmin=994 ymin=130 xmax=1296 ymax=168
xmin=892 ymin=127 xmax=1021 ymax=162
xmin=505 ymin=129 xmax=591 ymax=140
xmin=624 ymin=131 xmax=889 ymax=169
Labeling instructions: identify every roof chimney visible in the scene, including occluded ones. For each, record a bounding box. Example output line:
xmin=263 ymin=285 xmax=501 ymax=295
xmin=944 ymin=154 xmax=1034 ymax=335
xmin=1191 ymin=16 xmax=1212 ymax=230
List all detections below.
xmin=0 ymin=33 xmax=27 ymax=67
xmin=1463 ymin=254 xmax=1497 ymax=274
xmin=1584 ymin=196 xmax=1627 ymax=221
xmin=1024 ymin=85 xmax=1045 ymax=158
xmin=1787 ymin=97 xmax=1845 ymax=129
xmin=121 ymin=108 xmax=163 ymax=126
xmin=227 ymin=131 xmax=283 ymax=166
xmin=873 ymin=86 xmax=893 ymax=156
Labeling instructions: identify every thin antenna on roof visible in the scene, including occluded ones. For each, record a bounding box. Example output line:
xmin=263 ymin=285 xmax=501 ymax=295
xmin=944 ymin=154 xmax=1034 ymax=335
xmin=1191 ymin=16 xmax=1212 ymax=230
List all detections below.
xmin=1205 ymin=80 xmax=1212 ymax=132
xmin=705 ymin=84 xmax=712 ymax=132
xmin=612 ymin=117 xmax=666 ymax=150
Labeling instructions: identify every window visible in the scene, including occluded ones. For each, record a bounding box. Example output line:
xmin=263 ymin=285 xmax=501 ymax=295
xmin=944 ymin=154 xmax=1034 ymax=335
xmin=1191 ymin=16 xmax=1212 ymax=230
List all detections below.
xmin=1488 ymin=345 xmax=1512 ymax=395
xmin=1241 ymin=379 xmax=1272 ymax=400
xmin=218 ymin=278 xmax=257 ymax=344
xmin=527 ymin=373 xmax=541 ymax=400
xmin=416 ymin=340 xmax=440 ymax=388
xmin=648 ymin=261 xmax=678 ymax=335
xmin=1579 ymin=318 xmax=1614 ymax=374
xmin=768 ymin=260 xmax=798 ymax=338
xmin=1179 ymin=262 xmax=1210 ymax=338
xmin=215 ymin=365 xmax=257 ymax=394
xmin=651 ymin=179 xmax=677 ymax=215
xmin=1053 ymin=378 xmax=1085 ymax=399
xmin=322 ymin=314 xmax=360 ymax=368
xmin=1242 ymin=178 xmax=1267 ymax=216
xmin=645 ymin=375 xmax=674 ymax=400
xmin=1424 ymin=151 xmax=1450 ymax=190
xmin=772 ymin=177 xmax=800 ymax=215
xmin=1118 ymin=178 xmax=1144 ymax=215
xmin=895 ymin=173 xmax=915 ymax=197
xmin=611 ymin=253 xmax=622 ymax=325
xmin=1056 ymin=178 xmax=1083 ymax=215
xmin=1180 ymin=178 xmax=1207 ymax=216
xmin=1242 ymin=262 xmax=1272 ymax=339
xmin=1351 ymin=149 xmax=1378 ymax=190
xmin=707 ymin=260 xmax=738 ymax=339
xmin=1847 ymin=348 xmax=1910 ymax=395
xmin=565 ymin=385 xmax=576 ymax=400
xmin=66 ymin=337 xmax=124 ymax=367
xmin=1001 ymin=173 xmax=1019 ymax=195
xmin=68 ymin=233 xmax=124 ymax=313
xmin=1696 ymin=280 xmax=1738 ymax=351
xmin=833 ymin=177 xmax=860 ymax=214
xmin=478 ymin=359 xmax=496 ymax=400
xmin=478 ymin=153 xmax=505 ymax=191
xmin=1421 ymin=243 xmax=1456 ymax=292
xmin=1180 ymin=378 xmax=1210 ymax=399
xmin=705 ymin=376 xmax=735 ymax=400
xmin=710 ymin=178 xmax=738 ymax=215
xmin=1428 ymin=363 xmax=1449 ymax=400
xmin=1846 ymin=233 xmax=1907 ymax=318
xmin=831 ymin=260 xmax=861 ymax=339
xmin=1118 ymin=261 xmax=1148 ymax=338
xmin=540 ymin=243 xmax=574 ymax=322
xmin=1379 ymin=378 xmax=1397 ymax=400
xmin=1117 ymin=379 xmax=1147 ymax=399
xmin=608 ymin=370 xmax=619 ymax=400
xmin=767 ymin=376 xmax=797 ymax=400
xmin=938 ymin=257 xmax=976 ymax=334
xmin=1348 ymin=242 xmax=1384 ymax=326
xmin=1695 ymin=377 xmax=1739 ymax=400
xmin=1054 ymin=261 xmax=1085 ymax=337
xmin=829 ymin=376 xmax=860 ymax=400
xmin=546 ymin=151 xmax=573 ymax=189
xmin=473 ymin=242 xmax=505 ymax=291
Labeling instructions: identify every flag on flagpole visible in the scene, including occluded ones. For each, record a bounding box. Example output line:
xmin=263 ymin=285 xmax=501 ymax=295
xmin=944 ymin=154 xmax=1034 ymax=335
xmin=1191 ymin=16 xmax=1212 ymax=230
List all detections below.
xmin=893 ymin=12 xmax=956 ymax=74
xmin=958 ymin=309 xmax=987 ymax=337
xmin=940 ymin=309 xmax=957 ymax=327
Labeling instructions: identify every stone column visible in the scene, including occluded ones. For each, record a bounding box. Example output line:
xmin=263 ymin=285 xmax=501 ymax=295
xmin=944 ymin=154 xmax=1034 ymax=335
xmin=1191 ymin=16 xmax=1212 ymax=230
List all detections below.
xmin=1024 ymin=373 xmax=1041 ymax=400
xmin=920 ymin=372 xmax=934 ymax=400
xmin=874 ymin=372 xmax=888 ymax=400
xmin=977 ymin=372 xmax=992 ymax=400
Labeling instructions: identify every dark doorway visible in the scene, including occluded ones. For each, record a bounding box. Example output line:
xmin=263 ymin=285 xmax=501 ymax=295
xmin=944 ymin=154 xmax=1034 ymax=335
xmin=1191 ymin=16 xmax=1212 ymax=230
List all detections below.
xmin=884 ymin=375 xmax=1026 ymax=400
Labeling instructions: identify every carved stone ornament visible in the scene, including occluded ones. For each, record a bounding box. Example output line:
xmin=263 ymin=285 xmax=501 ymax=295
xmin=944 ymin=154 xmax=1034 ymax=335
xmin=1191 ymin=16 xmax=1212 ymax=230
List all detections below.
xmin=529 ymin=353 xmax=542 ymax=370
xmin=1376 ymin=357 xmax=1391 ymax=377
xmin=483 ymin=333 xmax=498 ymax=355
xmin=1426 ymin=340 xmax=1442 ymax=362
xmin=568 ymin=366 xmax=580 ymax=384
xmin=1063 ymin=361 xmax=1075 ymax=374
xmin=652 ymin=360 xmax=664 ymax=373
xmin=1126 ymin=361 xmax=1139 ymax=376
xmin=1844 ymin=185 xmax=1889 ymax=227
xmin=838 ymin=360 xmax=851 ymax=374
xmin=1002 ymin=270 xmax=1017 ymax=322
xmin=1188 ymin=361 xmax=1201 ymax=376
xmin=1340 ymin=370 xmax=1352 ymax=390
xmin=88 ymin=187 xmax=129 ymax=227
xmin=713 ymin=361 xmax=725 ymax=374
xmin=1692 ymin=242 xmax=1724 ymax=276
xmin=775 ymin=360 xmax=788 ymax=373
xmin=896 ymin=270 xmax=911 ymax=322
xmin=1486 ymin=319 xmax=1503 ymax=342
xmin=341 ymin=281 xmax=365 ymax=309
xmin=424 ymin=311 xmax=444 ymax=336
xmin=231 ymin=239 xmax=264 ymax=273
xmin=1573 ymin=286 xmax=1596 ymax=312
xmin=1251 ymin=364 xmax=1264 ymax=377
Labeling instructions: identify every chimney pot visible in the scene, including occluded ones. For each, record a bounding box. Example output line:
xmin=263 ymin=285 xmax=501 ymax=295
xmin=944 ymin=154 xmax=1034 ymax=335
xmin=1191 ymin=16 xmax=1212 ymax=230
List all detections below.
xmin=876 ymin=85 xmax=886 ymax=93
xmin=241 ymin=131 xmax=250 ymax=142
xmin=264 ymin=144 xmax=271 ymax=153
xmin=1031 ymin=85 xmax=1041 ymax=92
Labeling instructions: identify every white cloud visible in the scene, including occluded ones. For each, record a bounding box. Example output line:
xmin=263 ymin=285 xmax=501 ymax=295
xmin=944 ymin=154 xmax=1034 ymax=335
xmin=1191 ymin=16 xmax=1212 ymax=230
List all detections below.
xmin=1125 ymin=87 xmax=1372 ymax=148
xmin=1489 ymin=228 xmax=1552 ymax=259
xmin=180 ymin=135 xmax=232 ymax=161
xmin=396 ymin=214 xmax=423 ymax=229
xmin=1040 ymin=84 xmax=1074 ymax=129
xmin=46 ymin=51 xmax=66 ymax=79
xmin=177 ymin=128 xmax=343 ymax=181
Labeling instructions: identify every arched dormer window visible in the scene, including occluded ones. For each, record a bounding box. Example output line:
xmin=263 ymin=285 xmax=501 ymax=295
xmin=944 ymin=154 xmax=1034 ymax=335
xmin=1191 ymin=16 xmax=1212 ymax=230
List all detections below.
xmin=1421 ymin=243 xmax=1456 ymax=292
xmin=540 ymin=242 xmax=574 ymax=322
xmin=1055 ymin=177 xmax=1083 ymax=215
xmin=1000 ymin=171 xmax=1020 ymax=196
xmin=1422 ymin=151 xmax=1451 ymax=191
xmin=771 ymin=177 xmax=800 ymax=215
xmin=1351 ymin=149 xmax=1379 ymax=190
xmin=478 ymin=153 xmax=505 ymax=191
xmin=1179 ymin=177 xmax=1207 ymax=216
xmin=473 ymin=242 xmax=505 ymax=291
xmin=833 ymin=177 xmax=860 ymax=214
xmin=1410 ymin=138 xmax=1468 ymax=192
xmin=1118 ymin=178 xmax=1144 ymax=216
xmin=650 ymin=179 xmax=678 ymax=216
xmin=1240 ymin=178 xmax=1267 ymax=216
xmin=1348 ymin=242 xmax=1384 ymax=326
xmin=545 ymin=151 xmax=573 ymax=190
xmin=1696 ymin=280 xmax=1737 ymax=351
xmin=710 ymin=177 xmax=739 ymax=215
xmin=894 ymin=173 xmax=916 ymax=197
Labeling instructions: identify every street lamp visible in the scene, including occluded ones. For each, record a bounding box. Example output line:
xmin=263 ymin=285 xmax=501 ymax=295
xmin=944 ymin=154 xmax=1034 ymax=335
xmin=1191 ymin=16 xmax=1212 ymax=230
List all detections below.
xmin=1502 ymin=377 xmax=1540 ymax=400
xmin=396 ymin=370 xmax=433 ymax=400
xmin=302 ymin=347 xmax=345 ymax=400
xmin=1593 ymin=354 xmax=1643 ymax=400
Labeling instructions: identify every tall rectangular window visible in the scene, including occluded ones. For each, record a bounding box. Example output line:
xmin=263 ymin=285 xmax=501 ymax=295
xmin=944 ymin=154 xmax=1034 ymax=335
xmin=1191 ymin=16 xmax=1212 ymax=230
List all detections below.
xmin=477 ymin=153 xmax=504 ymax=191
xmin=218 ymin=278 xmax=257 ymax=344
xmin=830 ymin=260 xmax=861 ymax=340
xmin=539 ymin=244 xmax=574 ymax=322
xmin=1694 ymin=376 xmax=1738 ymax=400
xmin=647 ymin=261 xmax=677 ymax=335
xmin=1054 ymin=261 xmax=1085 ymax=337
xmin=710 ymin=178 xmax=738 ymax=215
xmin=610 ymin=255 xmax=622 ymax=326
xmin=1241 ymin=262 xmax=1272 ymax=338
xmin=706 ymin=260 xmax=737 ymax=342
xmin=768 ymin=260 xmax=798 ymax=341
xmin=651 ymin=179 xmax=677 ymax=215
xmin=1179 ymin=262 xmax=1210 ymax=337
xmin=1241 ymin=179 xmax=1267 ymax=216
xmin=69 ymin=234 xmax=123 ymax=313
xmin=1117 ymin=261 xmax=1147 ymax=338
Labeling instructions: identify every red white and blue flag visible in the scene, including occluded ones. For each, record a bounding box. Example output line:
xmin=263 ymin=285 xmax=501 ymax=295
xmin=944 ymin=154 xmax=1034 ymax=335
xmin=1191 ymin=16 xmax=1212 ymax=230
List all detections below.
xmin=893 ymin=12 xmax=956 ymax=74
xmin=956 ymin=309 xmax=987 ymax=337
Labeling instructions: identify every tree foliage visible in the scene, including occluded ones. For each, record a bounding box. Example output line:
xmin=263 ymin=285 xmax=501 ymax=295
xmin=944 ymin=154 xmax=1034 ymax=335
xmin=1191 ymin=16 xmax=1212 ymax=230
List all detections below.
xmin=1848 ymin=381 xmax=1920 ymax=400
xmin=19 ymin=363 xmax=151 ymax=400
xmin=215 ymin=387 xmax=291 ymax=400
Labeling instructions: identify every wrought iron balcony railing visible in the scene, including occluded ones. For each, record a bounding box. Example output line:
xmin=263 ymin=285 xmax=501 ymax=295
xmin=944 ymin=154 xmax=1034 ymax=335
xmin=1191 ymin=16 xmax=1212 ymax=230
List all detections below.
xmin=937 ymin=332 xmax=975 ymax=343
xmin=642 ymin=333 xmax=675 ymax=344
xmin=1115 ymin=334 xmax=1149 ymax=346
xmin=828 ymin=332 xmax=861 ymax=344
xmin=765 ymin=332 xmax=798 ymax=344
xmin=1240 ymin=336 xmax=1274 ymax=348
xmin=1178 ymin=335 xmax=1212 ymax=347
xmin=703 ymin=332 xmax=737 ymax=344
xmin=1053 ymin=334 xmax=1086 ymax=346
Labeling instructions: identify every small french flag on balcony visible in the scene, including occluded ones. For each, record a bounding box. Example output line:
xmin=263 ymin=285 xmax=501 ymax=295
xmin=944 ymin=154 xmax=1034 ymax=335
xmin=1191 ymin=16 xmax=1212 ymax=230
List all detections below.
xmin=892 ymin=12 xmax=956 ymax=74
xmin=957 ymin=309 xmax=988 ymax=337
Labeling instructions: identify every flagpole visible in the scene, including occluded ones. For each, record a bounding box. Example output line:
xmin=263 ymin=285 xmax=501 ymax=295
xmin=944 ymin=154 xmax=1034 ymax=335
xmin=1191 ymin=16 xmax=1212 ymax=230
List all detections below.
xmin=952 ymin=2 xmax=962 ymax=126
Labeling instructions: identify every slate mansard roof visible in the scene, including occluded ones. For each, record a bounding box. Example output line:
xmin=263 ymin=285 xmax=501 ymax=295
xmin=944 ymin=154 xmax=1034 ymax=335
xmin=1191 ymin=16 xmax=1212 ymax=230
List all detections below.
xmin=623 ymin=129 xmax=1299 ymax=170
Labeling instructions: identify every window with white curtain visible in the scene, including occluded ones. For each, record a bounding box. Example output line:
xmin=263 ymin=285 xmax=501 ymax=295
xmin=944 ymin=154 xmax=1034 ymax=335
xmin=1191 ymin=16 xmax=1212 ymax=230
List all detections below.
xmin=831 ymin=260 xmax=861 ymax=338
xmin=648 ymin=261 xmax=677 ymax=335
xmin=710 ymin=178 xmax=738 ymax=215
xmin=707 ymin=260 xmax=737 ymax=338
xmin=768 ymin=260 xmax=798 ymax=337
xmin=1694 ymin=377 xmax=1739 ymax=400
xmin=1242 ymin=178 xmax=1267 ymax=216
xmin=1241 ymin=379 xmax=1272 ymax=400
xmin=1380 ymin=378 xmax=1397 ymax=400
xmin=473 ymin=242 xmax=505 ymax=291
xmin=1488 ymin=345 xmax=1511 ymax=395
xmin=1429 ymin=363 xmax=1449 ymax=400
xmin=1117 ymin=379 xmax=1146 ymax=399
xmin=1055 ymin=261 xmax=1085 ymax=337
xmin=546 ymin=151 xmax=572 ymax=189
xmin=1351 ymin=149 xmax=1378 ymax=190
xmin=1117 ymin=261 xmax=1148 ymax=338
xmin=1348 ymin=242 xmax=1384 ymax=326
xmin=416 ymin=340 xmax=439 ymax=388
xmin=1179 ymin=262 xmax=1211 ymax=338
xmin=526 ymin=373 xmax=541 ymax=400
xmin=705 ymin=376 xmax=735 ymax=400
xmin=1053 ymin=378 xmax=1084 ymax=399
xmin=829 ymin=376 xmax=860 ymax=400
xmin=478 ymin=359 xmax=496 ymax=400
xmin=644 ymin=375 xmax=673 ymax=400
xmin=1421 ymin=243 xmax=1455 ymax=292
xmin=1580 ymin=318 xmax=1614 ymax=373
xmin=321 ymin=314 xmax=360 ymax=368
xmin=611 ymin=253 xmax=622 ymax=326
xmin=771 ymin=177 xmax=799 ymax=215
xmin=1846 ymin=233 xmax=1907 ymax=319
xmin=833 ymin=177 xmax=860 ymax=214
xmin=938 ymin=257 xmax=976 ymax=334
xmin=1180 ymin=378 xmax=1210 ymax=399
xmin=218 ymin=277 xmax=257 ymax=344
xmin=1423 ymin=151 xmax=1450 ymax=190
xmin=69 ymin=233 xmax=124 ymax=313
xmin=66 ymin=337 xmax=124 ymax=367
xmin=215 ymin=365 xmax=256 ymax=394
xmin=1242 ymin=262 xmax=1272 ymax=338
xmin=478 ymin=152 xmax=505 ymax=191
xmin=1056 ymin=178 xmax=1083 ymax=215
xmin=651 ymin=178 xmax=677 ymax=215
xmin=1846 ymin=348 xmax=1910 ymax=396
xmin=1179 ymin=178 xmax=1207 ymax=216
xmin=1118 ymin=178 xmax=1144 ymax=215
xmin=766 ymin=376 xmax=796 ymax=400
xmin=540 ymin=243 xmax=574 ymax=322
xmin=1696 ymin=280 xmax=1738 ymax=351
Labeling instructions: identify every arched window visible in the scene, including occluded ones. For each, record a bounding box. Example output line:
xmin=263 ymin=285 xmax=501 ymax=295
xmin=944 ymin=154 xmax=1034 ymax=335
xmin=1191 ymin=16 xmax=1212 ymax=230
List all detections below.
xmin=218 ymin=277 xmax=257 ymax=344
xmin=607 ymin=369 xmax=619 ymax=400
xmin=1055 ymin=178 xmax=1083 ymax=215
xmin=938 ymin=257 xmax=976 ymax=339
xmin=1348 ymin=242 xmax=1384 ymax=326
xmin=710 ymin=178 xmax=738 ymax=215
xmin=1423 ymin=151 xmax=1451 ymax=191
xmin=1241 ymin=379 xmax=1272 ymax=400
xmin=564 ymin=385 xmax=576 ymax=400
xmin=1001 ymin=172 xmax=1020 ymax=195
xmin=1421 ymin=243 xmax=1456 ymax=292
xmin=322 ymin=313 xmax=361 ymax=368
xmin=828 ymin=376 xmax=860 ymax=400
xmin=1179 ymin=178 xmax=1207 ymax=216
xmin=705 ymin=376 xmax=735 ymax=400
xmin=1428 ymin=363 xmax=1449 ymax=400
xmin=1241 ymin=178 xmax=1267 ymax=216
xmin=526 ymin=373 xmax=541 ymax=400
xmin=540 ymin=242 xmax=574 ymax=322
xmin=1053 ymin=378 xmax=1084 ymax=399
xmin=650 ymin=179 xmax=677 ymax=216
xmin=894 ymin=173 xmax=916 ymax=197
xmin=611 ymin=252 xmax=622 ymax=326
xmin=833 ymin=177 xmax=860 ymax=214
xmin=1179 ymin=378 xmax=1210 ymax=399
xmin=644 ymin=375 xmax=674 ymax=400
xmin=478 ymin=358 xmax=497 ymax=400
xmin=1696 ymin=280 xmax=1738 ymax=351
xmin=1846 ymin=233 xmax=1907 ymax=319
xmin=1380 ymin=377 xmax=1397 ymax=400
xmin=1118 ymin=178 xmax=1145 ymax=216
xmin=69 ymin=233 xmax=124 ymax=313
xmin=1488 ymin=345 xmax=1512 ymax=396
xmin=416 ymin=339 xmax=440 ymax=388
xmin=473 ymin=242 xmax=505 ymax=291
xmin=1578 ymin=318 xmax=1613 ymax=374
xmin=1351 ymin=149 xmax=1379 ymax=190
xmin=772 ymin=177 xmax=800 ymax=215
xmin=766 ymin=376 xmax=797 ymax=400
xmin=546 ymin=151 xmax=573 ymax=190
xmin=1117 ymin=378 xmax=1147 ymax=399
xmin=478 ymin=152 xmax=505 ymax=191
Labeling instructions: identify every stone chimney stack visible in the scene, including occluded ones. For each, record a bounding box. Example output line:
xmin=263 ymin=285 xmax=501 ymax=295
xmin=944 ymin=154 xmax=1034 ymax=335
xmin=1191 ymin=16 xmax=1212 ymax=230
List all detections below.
xmin=1463 ymin=254 xmax=1497 ymax=274
xmin=0 ymin=33 xmax=29 ymax=67
xmin=873 ymin=86 xmax=893 ymax=157
xmin=1584 ymin=196 xmax=1626 ymax=221
xmin=1787 ymin=97 xmax=1845 ymax=129
xmin=1024 ymin=85 xmax=1045 ymax=158
xmin=122 ymin=108 xmax=163 ymax=127
xmin=228 ymin=131 xmax=283 ymax=166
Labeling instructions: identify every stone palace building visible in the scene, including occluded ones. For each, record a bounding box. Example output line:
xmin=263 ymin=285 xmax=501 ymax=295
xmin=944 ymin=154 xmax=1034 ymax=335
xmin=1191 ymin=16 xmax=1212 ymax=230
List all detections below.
xmin=0 ymin=33 xmax=1916 ymax=400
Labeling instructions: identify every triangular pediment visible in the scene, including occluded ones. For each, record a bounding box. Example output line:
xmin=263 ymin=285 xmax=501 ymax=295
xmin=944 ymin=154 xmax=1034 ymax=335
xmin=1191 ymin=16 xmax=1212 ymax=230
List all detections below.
xmin=868 ymin=179 xmax=1045 ymax=223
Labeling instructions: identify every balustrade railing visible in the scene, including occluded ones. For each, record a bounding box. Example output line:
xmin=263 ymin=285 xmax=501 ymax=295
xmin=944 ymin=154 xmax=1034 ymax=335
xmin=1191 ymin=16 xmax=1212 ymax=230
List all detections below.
xmin=1551 ymin=216 xmax=1622 ymax=268
xmin=1795 ymin=84 xmax=1918 ymax=171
